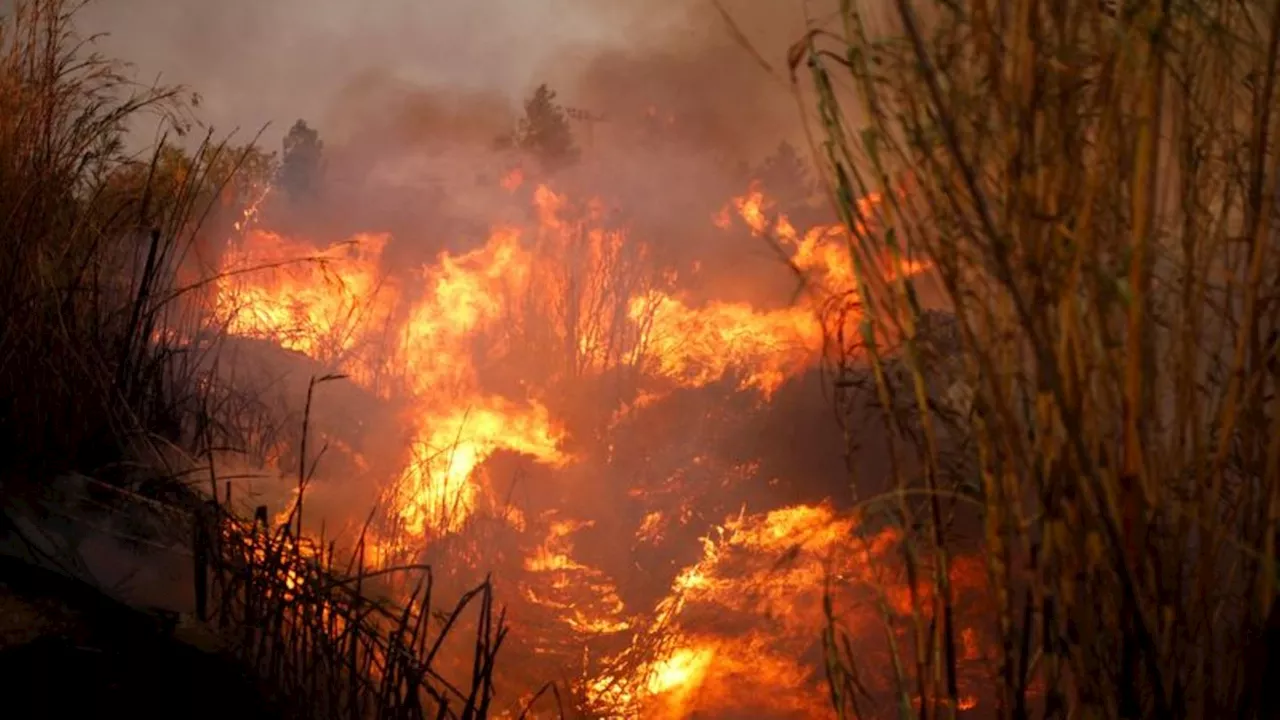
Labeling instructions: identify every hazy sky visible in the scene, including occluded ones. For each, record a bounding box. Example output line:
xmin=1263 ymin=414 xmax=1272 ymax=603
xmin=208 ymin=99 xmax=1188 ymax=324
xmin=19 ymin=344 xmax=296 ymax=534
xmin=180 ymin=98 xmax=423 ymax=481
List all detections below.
xmin=72 ymin=0 xmax=811 ymax=146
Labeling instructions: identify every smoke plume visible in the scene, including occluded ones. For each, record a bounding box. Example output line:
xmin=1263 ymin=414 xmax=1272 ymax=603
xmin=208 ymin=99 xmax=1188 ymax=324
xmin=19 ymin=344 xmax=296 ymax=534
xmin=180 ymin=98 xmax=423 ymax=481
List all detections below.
xmin=75 ymin=0 xmax=820 ymax=155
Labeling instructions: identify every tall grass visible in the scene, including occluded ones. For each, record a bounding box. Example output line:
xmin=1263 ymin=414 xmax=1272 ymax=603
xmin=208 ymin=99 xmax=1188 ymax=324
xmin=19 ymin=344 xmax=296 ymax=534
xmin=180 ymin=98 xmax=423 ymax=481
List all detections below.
xmin=193 ymin=378 xmax=511 ymax=719
xmin=0 ymin=0 xmax=238 ymax=481
xmin=792 ymin=0 xmax=1280 ymax=716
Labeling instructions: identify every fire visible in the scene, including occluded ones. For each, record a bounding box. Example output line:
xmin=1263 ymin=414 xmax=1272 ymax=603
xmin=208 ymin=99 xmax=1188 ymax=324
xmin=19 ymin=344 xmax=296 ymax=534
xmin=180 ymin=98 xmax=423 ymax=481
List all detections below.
xmin=397 ymin=400 xmax=565 ymax=537
xmin=208 ymin=174 xmax=966 ymax=718
xmin=576 ymin=501 xmax=988 ymax=718
xmin=218 ymin=221 xmax=569 ymax=538
xmin=645 ymin=644 xmax=715 ymax=700
xmin=631 ymin=294 xmax=822 ymax=396
xmin=725 ymin=182 xmax=927 ymax=295
xmin=523 ymin=518 xmax=632 ymax=636
xmin=577 ymin=503 xmax=898 ymax=718
xmin=217 ymin=231 xmax=397 ymax=378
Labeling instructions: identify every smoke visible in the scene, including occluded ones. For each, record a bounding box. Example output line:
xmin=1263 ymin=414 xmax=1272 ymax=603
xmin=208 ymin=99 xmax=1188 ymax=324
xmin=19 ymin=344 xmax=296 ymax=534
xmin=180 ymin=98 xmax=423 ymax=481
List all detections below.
xmin=75 ymin=0 xmax=835 ymax=267
xmin=69 ymin=0 xmax=838 ymax=284
xmin=73 ymin=0 xmax=819 ymax=152
xmin=564 ymin=1 xmax=817 ymax=161
xmin=74 ymin=0 xmax=611 ymax=137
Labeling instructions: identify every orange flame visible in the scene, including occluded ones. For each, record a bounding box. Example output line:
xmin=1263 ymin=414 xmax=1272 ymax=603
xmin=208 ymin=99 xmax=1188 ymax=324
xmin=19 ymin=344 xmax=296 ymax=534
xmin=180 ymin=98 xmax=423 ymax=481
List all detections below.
xmin=208 ymin=175 xmax=970 ymax=718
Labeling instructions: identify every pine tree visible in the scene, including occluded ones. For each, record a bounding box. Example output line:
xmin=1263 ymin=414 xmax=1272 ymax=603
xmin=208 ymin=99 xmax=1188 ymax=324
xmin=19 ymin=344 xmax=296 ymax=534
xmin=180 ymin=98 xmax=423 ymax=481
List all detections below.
xmin=514 ymin=84 xmax=579 ymax=172
xmin=279 ymin=119 xmax=323 ymax=202
xmin=757 ymin=141 xmax=816 ymax=216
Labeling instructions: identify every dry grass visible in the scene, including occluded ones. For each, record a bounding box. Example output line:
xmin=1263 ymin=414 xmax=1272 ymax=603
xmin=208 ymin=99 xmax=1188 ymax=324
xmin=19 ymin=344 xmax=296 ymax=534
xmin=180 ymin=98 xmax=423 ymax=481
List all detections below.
xmin=194 ymin=383 xmax=512 ymax=718
xmin=789 ymin=0 xmax=1280 ymax=717
xmin=0 ymin=0 xmax=252 ymax=480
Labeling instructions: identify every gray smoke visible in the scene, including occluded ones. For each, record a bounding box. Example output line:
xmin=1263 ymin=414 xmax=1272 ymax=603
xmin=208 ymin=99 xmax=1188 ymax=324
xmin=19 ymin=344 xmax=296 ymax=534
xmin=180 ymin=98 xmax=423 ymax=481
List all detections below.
xmin=73 ymin=0 xmax=826 ymax=154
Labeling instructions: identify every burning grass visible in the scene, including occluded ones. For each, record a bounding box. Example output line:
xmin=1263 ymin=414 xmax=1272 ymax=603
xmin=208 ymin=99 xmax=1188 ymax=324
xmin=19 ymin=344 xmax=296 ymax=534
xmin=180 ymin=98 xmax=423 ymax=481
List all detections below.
xmin=196 ymin=471 xmax=509 ymax=718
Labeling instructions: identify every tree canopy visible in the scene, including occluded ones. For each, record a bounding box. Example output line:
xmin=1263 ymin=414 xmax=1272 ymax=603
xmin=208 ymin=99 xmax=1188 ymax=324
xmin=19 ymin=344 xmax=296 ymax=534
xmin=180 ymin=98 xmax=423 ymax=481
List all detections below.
xmin=279 ymin=119 xmax=324 ymax=202
xmin=510 ymin=84 xmax=579 ymax=172
xmin=755 ymin=141 xmax=816 ymax=217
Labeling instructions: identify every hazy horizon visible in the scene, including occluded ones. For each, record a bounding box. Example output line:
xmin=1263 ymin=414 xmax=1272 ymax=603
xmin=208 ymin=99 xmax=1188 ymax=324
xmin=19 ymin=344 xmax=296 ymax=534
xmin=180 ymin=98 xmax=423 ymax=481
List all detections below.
xmin=70 ymin=0 xmax=818 ymax=153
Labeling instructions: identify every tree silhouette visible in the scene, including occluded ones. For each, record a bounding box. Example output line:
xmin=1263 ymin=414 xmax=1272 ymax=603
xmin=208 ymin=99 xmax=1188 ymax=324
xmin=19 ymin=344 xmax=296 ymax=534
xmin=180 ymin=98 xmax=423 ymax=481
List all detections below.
xmin=756 ymin=141 xmax=816 ymax=216
xmin=279 ymin=119 xmax=323 ymax=202
xmin=512 ymin=84 xmax=579 ymax=172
